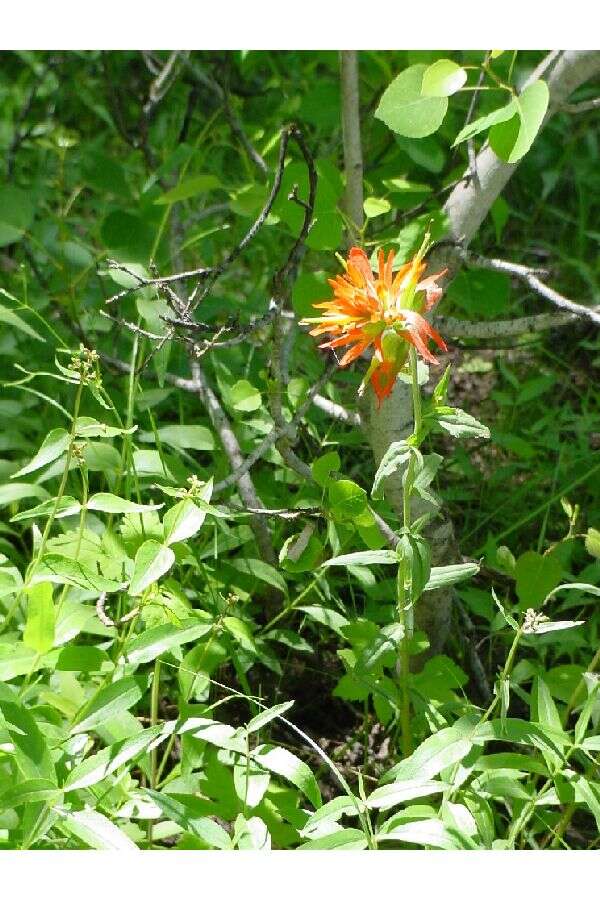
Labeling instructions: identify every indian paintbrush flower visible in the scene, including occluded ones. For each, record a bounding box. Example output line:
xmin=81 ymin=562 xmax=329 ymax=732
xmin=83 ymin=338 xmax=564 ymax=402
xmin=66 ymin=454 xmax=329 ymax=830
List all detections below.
xmin=301 ymin=232 xmax=448 ymax=405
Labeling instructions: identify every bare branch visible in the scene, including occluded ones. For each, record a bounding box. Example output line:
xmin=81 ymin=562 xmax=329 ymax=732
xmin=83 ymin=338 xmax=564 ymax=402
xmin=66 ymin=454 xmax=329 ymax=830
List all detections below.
xmin=560 ymin=97 xmax=600 ymax=113
xmin=312 ymin=393 xmax=361 ymax=427
xmin=458 ymin=249 xmax=600 ymax=327
xmin=188 ymin=359 xmax=277 ymax=565
xmin=340 ymin=51 xmax=364 ymax=243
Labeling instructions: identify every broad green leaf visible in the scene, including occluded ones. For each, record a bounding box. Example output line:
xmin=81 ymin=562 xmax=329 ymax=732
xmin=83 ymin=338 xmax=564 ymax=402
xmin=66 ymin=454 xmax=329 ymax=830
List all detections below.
xmin=383 ymin=726 xmax=472 ymax=783
xmin=572 ymin=777 xmax=600 ymax=831
xmin=298 ymin=605 xmax=349 ymax=637
xmin=163 ymin=499 xmax=206 ymax=546
xmin=424 ymin=562 xmax=480 ymax=591
xmin=11 ymin=496 xmax=81 ymax=522
xmin=58 ymin=808 xmax=139 ymax=850
xmin=372 ymin=441 xmax=411 ymax=497
xmin=322 ymin=549 xmax=398 ymax=568
xmin=234 ymin=814 xmax=271 ymax=850
xmin=377 ymin=817 xmax=461 ymax=849
xmin=376 ymin=65 xmax=448 ymax=138
xmin=177 ymin=717 xmax=246 ymax=753
xmin=0 ymin=699 xmax=56 ymax=782
xmin=64 ymin=725 xmax=169 ymax=791
xmin=139 ymin=424 xmax=214 ymax=451
xmin=0 ymin=482 xmax=49 ymax=507
xmin=0 ymin=643 xmax=41 ymax=681
xmin=489 ymin=80 xmax=549 ymax=163
xmin=422 ymin=59 xmax=467 ymax=97
xmin=252 ymin=745 xmax=321 ymax=809
xmin=453 ymin=97 xmax=517 ymax=146
xmin=311 ymin=450 xmax=341 ymax=488
xmin=229 ymin=557 xmax=287 ymax=595
xmin=223 ymin=616 xmax=257 ymax=654
xmin=123 ymin=620 xmax=212 ymax=666
xmin=56 ymin=645 xmax=109 ymax=673
xmin=30 ymin=554 xmax=125 ymax=593
xmin=145 ymin=790 xmax=232 ymax=848
xmin=71 ymin=676 xmax=143 ymax=734
xmin=24 ymin=582 xmax=55 ymax=655
xmin=74 ymin=417 xmax=137 ymax=438
xmin=298 ymin=828 xmax=368 ymax=850
xmin=129 ymin=540 xmax=175 ymax=596
xmin=154 ymin=174 xmax=221 ymax=205
xmin=87 ymin=493 xmax=163 ymax=514
xmin=0 ymin=185 xmax=34 ymax=246
xmin=434 ymin=407 xmax=490 ymax=439
xmin=515 ymin=551 xmax=562 ymax=609
xmin=0 ymin=300 xmax=44 ymax=342
xmin=363 ymin=197 xmax=391 ymax=218
xmin=585 ymin=528 xmax=600 ymax=559
xmin=328 ymin=479 xmax=369 ymax=524
xmin=0 ymin=778 xmax=61 ymax=811
xmin=367 ymin=779 xmax=447 ymax=811
xmin=11 ymin=428 xmax=69 ymax=478
xmin=228 ymin=379 xmax=262 ymax=412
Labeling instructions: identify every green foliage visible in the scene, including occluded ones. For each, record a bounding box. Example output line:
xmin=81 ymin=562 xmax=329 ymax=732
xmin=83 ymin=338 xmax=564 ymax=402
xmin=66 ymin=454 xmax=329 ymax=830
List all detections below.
xmin=0 ymin=49 xmax=598 ymax=852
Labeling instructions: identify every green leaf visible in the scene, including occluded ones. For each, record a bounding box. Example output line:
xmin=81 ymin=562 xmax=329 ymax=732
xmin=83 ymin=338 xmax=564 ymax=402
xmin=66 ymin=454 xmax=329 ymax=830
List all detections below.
xmin=11 ymin=428 xmax=69 ymax=478
xmin=30 ymin=554 xmax=125 ymax=593
xmin=58 ymin=808 xmax=139 ymax=850
xmin=0 ymin=778 xmax=61 ymax=812
xmin=0 ymin=483 xmax=49 ymax=507
xmin=56 ymin=645 xmax=109 ymax=673
xmin=328 ymin=479 xmax=369 ymax=524
xmin=367 ymin=779 xmax=446 ymax=811
xmin=424 ymin=562 xmax=480 ymax=591
xmin=71 ymin=676 xmax=143 ymax=734
xmin=64 ymin=725 xmax=168 ymax=792
xmin=139 ymin=424 xmax=214 ymax=452
xmin=74 ymin=417 xmax=137 ymax=439
xmin=377 ymin=817 xmax=461 ymax=849
xmin=228 ymin=379 xmax=262 ymax=413
xmin=0 ymin=699 xmax=56 ymax=782
xmin=129 ymin=540 xmax=175 ymax=596
xmin=229 ymin=557 xmax=287 ymax=595
xmin=145 ymin=790 xmax=232 ymax=848
xmin=363 ymin=197 xmax=391 ymax=218
xmin=0 ymin=299 xmax=44 ymax=342
xmin=322 ymin=550 xmax=398 ymax=568
xmin=311 ymin=450 xmax=341 ymax=488
xmin=421 ymin=59 xmax=467 ymax=97
xmin=0 ymin=185 xmax=34 ymax=246
xmin=573 ymin=778 xmax=600 ymax=832
xmin=252 ymin=745 xmax=321 ymax=809
xmin=372 ymin=442 xmax=411 ymax=497
xmin=453 ymin=97 xmax=517 ymax=146
xmin=163 ymin=498 xmax=207 ymax=546
xmin=298 ymin=605 xmax=349 ymax=637
xmin=154 ymin=174 xmax=221 ymax=205
xmin=11 ymin=496 xmax=81 ymax=522
xmin=515 ymin=551 xmax=562 ymax=609
xmin=383 ymin=726 xmax=472 ymax=783
xmin=434 ymin=407 xmax=490 ymax=439
xmin=24 ymin=582 xmax=55 ymax=655
xmin=245 ymin=701 xmax=295 ymax=735
xmin=375 ymin=65 xmax=448 ymax=138
xmin=87 ymin=493 xmax=163 ymax=514
xmin=0 ymin=643 xmax=41 ymax=681
xmin=123 ymin=620 xmax=212 ymax=666
xmin=298 ymin=828 xmax=368 ymax=850
xmin=489 ymin=80 xmax=549 ymax=163
xmin=585 ymin=528 xmax=600 ymax=559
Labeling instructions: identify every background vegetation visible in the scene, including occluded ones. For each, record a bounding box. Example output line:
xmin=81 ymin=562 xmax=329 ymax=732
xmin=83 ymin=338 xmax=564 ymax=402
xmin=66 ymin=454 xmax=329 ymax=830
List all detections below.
xmin=0 ymin=50 xmax=599 ymax=850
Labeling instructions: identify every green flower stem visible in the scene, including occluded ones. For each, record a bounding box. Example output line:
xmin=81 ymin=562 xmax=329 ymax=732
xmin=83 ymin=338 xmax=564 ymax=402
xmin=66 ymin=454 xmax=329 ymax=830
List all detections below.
xmin=396 ymin=347 xmax=423 ymax=757
xmin=147 ymin=657 xmax=162 ymax=848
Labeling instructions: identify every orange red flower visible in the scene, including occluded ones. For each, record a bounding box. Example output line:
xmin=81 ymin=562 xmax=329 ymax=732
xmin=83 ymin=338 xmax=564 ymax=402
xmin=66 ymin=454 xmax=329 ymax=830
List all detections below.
xmin=300 ymin=236 xmax=448 ymax=405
